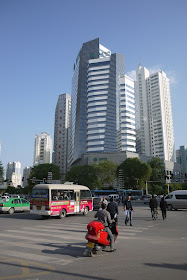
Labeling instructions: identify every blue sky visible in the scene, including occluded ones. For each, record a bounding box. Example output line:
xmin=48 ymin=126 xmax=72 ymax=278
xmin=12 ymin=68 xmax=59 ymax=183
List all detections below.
xmin=0 ymin=0 xmax=187 ymax=175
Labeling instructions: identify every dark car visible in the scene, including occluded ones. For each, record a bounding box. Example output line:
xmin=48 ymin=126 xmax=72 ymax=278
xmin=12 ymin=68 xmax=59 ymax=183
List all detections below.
xmin=93 ymin=197 xmax=102 ymax=210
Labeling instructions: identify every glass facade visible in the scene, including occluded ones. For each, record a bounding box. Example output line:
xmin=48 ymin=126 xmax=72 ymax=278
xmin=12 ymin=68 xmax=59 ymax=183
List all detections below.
xmin=87 ymin=53 xmax=125 ymax=153
xmin=71 ymin=38 xmax=135 ymax=163
xmin=71 ymin=38 xmax=100 ymax=164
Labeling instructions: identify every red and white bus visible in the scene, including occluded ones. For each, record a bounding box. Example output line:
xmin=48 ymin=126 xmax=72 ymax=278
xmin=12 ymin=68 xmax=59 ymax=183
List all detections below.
xmin=30 ymin=183 xmax=93 ymax=219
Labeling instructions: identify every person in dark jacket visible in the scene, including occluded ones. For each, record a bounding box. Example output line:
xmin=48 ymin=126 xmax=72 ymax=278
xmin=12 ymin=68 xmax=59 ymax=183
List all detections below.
xmin=94 ymin=202 xmax=115 ymax=252
xmin=124 ymin=196 xmax=134 ymax=226
xmin=107 ymin=197 xmax=119 ymax=223
xmin=149 ymin=194 xmax=158 ymax=220
xmin=160 ymin=196 xmax=168 ymax=220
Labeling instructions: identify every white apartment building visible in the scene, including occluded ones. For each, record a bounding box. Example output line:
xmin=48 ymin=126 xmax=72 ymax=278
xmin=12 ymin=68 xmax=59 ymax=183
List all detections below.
xmin=54 ymin=93 xmax=71 ymax=180
xmin=6 ymin=162 xmax=21 ymax=188
xmin=118 ymin=75 xmax=136 ymax=152
xmin=136 ymin=65 xmax=175 ymax=161
xmin=33 ymin=133 xmax=52 ymax=165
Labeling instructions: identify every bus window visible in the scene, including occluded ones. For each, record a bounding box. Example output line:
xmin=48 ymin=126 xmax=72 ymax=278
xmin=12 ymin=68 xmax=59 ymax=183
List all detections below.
xmin=86 ymin=190 xmax=92 ymax=199
xmin=81 ymin=190 xmax=92 ymax=199
xmin=63 ymin=191 xmax=70 ymax=200
xmin=32 ymin=189 xmax=49 ymax=198
xmin=51 ymin=189 xmax=74 ymax=201
xmin=81 ymin=190 xmax=87 ymax=199
xmin=68 ymin=191 xmax=74 ymax=200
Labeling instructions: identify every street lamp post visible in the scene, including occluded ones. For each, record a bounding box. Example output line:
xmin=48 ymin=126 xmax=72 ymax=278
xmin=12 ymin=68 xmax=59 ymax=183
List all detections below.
xmin=145 ymin=180 xmax=162 ymax=195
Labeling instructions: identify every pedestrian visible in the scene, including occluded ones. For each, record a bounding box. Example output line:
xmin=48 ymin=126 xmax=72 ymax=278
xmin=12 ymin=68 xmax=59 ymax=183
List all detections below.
xmin=102 ymin=196 xmax=108 ymax=206
xmin=107 ymin=196 xmax=119 ymax=223
xmin=124 ymin=195 xmax=134 ymax=226
xmin=94 ymin=202 xmax=115 ymax=252
xmin=160 ymin=196 xmax=168 ymax=220
xmin=149 ymin=194 xmax=158 ymax=220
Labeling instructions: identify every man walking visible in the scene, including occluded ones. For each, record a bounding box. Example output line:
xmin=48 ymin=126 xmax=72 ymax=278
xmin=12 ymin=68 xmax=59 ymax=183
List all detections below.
xmin=107 ymin=196 xmax=118 ymax=223
xmin=160 ymin=196 xmax=168 ymax=220
xmin=124 ymin=195 xmax=134 ymax=226
xmin=149 ymin=194 xmax=158 ymax=220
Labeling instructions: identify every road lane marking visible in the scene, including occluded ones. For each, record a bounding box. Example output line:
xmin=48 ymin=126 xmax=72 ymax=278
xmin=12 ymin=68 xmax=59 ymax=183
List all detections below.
xmin=0 ymin=257 xmax=54 ymax=280
xmin=5 ymin=230 xmax=83 ymax=240
xmin=0 ymin=239 xmax=85 ymax=250
xmin=2 ymin=250 xmax=73 ymax=266
xmin=0 ymin=233 xmax=83 ymax=244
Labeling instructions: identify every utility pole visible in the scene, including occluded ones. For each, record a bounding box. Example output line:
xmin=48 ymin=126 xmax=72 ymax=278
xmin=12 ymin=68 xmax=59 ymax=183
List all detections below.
xmin=145 ymin=180 xmax=162 ymax=195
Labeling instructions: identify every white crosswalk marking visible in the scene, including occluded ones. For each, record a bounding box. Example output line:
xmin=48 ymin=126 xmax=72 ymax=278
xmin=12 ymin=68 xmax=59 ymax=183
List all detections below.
xmin=0 ymin=221 xmax=152 ymax=267
xmin=3 ymin=250 xmax=73 ymax=265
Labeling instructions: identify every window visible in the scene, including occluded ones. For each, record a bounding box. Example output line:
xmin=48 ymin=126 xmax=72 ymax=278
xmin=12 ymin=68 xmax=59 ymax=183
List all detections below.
xmin=51 ymin=189 xmax=74 ymax=201
xmin=175 ymin=195 xmax=187 ymax=200
xmin=80 ymin=190 xmax=92 ymax=199
xmin=14 ymin=199 xmax=21 ymax=204
xmin=165 ymin=194 xmax=173 ymax=199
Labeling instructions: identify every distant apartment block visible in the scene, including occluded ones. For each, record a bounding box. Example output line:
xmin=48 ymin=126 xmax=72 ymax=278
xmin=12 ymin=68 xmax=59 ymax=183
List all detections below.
xmin=6 ymin=162 xmax=21 ymax=188
xmin=33 ymin=133 xmax=52 ymax=165
xmin=135 ymin=65 xmax=175 ymax=161
xmin=54 ymin=93 xmax=71 ymax=180
xmin=22 ymin=166 xmax=32 ymax=188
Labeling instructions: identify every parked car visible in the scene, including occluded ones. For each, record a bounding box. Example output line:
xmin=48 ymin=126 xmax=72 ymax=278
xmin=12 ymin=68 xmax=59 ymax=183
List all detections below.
xmin=143 ymin=195 xmax=152 ymax=204
xmin=93 ymin=197 xmax=102 ymax=210
xmin=156 ymin=195 xmax=163 ymax=202
xmin=0 ymin=195 xmax=10 ymax=200
xmin=0 ymin=197 xmax=30 ymax=214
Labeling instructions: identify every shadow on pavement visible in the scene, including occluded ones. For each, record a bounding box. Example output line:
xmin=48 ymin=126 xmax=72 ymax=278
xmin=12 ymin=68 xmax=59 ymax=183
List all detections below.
xmin=0 ymin=260 xmax=111 ymax=280
xmin=41 ymin=242 xmax=86 ymax=258
xmin=0 ymin=212 xmax=41 ymax=220
xmin=145 ymin=262 xmax=187 ymax=271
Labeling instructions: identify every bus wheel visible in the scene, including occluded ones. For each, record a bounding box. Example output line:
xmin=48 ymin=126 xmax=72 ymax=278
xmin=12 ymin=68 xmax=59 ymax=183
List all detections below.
xmin=8 ymin=208 xmax=14 ymax=214
xmin=83 ymin=207 xmax=89 ymax=216
xmin=42 ymin=215 xmax=50 ymax=219
xmin=59 ymin=209 xmax=66 ymax=219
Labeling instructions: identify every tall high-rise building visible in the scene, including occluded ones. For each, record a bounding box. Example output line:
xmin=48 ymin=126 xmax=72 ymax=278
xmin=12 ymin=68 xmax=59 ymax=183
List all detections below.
xmin=71 ymin=38 xmax=127 ymax=163
xmin=118 ymin=75 xmax=136 ymax=152
xmin=176 ymin=146 xmax=187 ymax=180
xmin=71 ymin=38 xmax=100 ymax=164
xmin=6 ymin=162 xmax=21 ymax=188
xmin=33 ymin=133 xmax=52 ymax=165
xmin=135 ymin=65 xmax=175 ymax=161
xmin=54 ymin=93 xmax=71 ymax=180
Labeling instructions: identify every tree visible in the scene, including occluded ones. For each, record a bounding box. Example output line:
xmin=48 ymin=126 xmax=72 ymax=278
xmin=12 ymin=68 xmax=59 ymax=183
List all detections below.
xmin=66 ymin=165 xmax=98 ymax=189
xmin=28 ymin=163 xmax=61 ymax=188
xmin=93 ymin=160 xmax=118 ymax=188
xmin=118 ymin=158 xmax=152 ymax=189
xmin=0 ymin=161 xmax=4 ymax=179
xmin=147 ymin=157 xmax=165 ymax=182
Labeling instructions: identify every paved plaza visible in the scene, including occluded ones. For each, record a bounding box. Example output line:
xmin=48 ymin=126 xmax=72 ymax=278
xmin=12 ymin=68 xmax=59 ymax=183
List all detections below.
xmin=0 ymin=203 xmax=187 ymax=280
